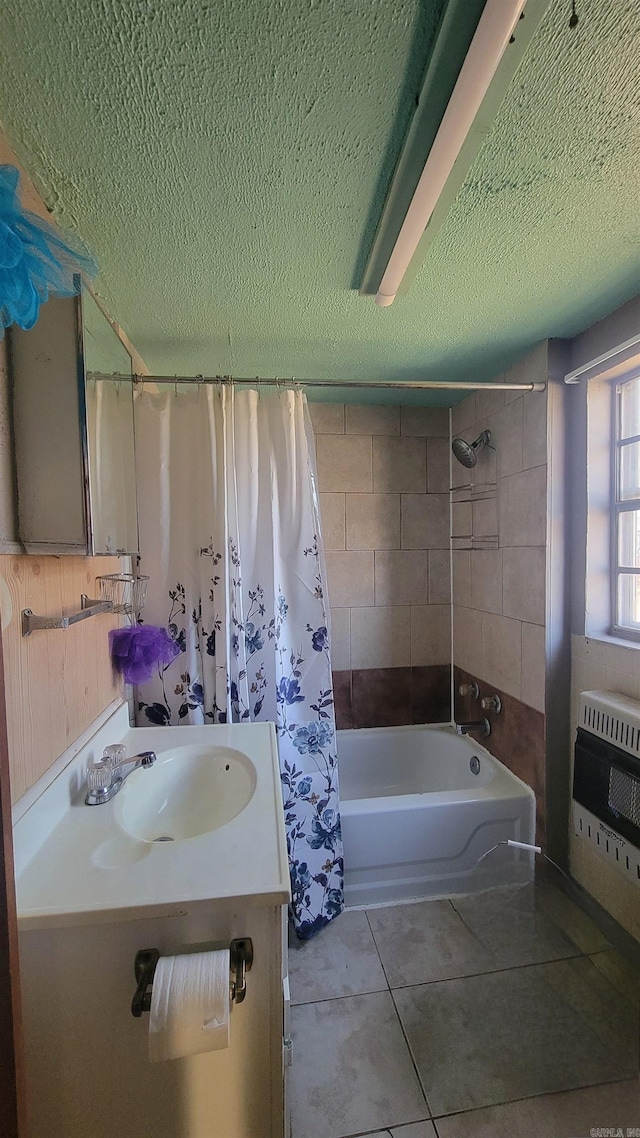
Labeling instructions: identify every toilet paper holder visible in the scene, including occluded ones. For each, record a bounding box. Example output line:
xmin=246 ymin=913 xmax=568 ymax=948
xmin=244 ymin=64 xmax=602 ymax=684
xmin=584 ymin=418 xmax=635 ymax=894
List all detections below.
xmin=131 ymin=938 xmax=254 ymax=1018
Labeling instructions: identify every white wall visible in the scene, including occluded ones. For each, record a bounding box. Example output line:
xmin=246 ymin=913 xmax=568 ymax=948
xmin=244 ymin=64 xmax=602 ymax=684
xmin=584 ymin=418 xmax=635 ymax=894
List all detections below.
xmin=567 ymin=296 xmax=640 ymax=941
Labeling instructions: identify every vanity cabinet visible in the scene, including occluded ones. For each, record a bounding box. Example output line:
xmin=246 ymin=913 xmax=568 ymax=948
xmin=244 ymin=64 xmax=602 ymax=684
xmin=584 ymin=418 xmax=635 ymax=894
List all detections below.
xmin=10 ymin=289 xmax=138 ymax=554
xmin=19 ymin=903 xmax=288 ymax=1138
xmin=13 ymin=711 xmax=291 ymax=1138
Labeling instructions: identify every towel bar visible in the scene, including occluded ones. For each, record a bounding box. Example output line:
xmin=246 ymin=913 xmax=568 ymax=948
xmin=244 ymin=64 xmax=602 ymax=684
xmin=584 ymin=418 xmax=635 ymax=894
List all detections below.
xmin=22 ymin=594 xmax=114 ymax=636
xmin=131 ymin=938 xmax=254 ymax=1018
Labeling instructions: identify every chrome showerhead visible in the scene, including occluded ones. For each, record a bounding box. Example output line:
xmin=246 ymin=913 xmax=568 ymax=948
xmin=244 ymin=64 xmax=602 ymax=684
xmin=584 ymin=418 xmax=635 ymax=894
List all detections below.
xmin=451 ymin=429 xmax=492 ymax=469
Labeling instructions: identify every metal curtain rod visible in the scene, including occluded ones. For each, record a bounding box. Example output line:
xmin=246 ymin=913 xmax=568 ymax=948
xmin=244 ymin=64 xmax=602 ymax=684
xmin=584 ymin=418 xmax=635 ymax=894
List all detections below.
xmin=89 ymin=373 xmax=546 ymax=393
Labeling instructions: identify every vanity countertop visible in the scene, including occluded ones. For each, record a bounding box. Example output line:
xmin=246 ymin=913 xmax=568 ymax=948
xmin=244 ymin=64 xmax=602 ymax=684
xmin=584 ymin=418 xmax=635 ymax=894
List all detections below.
xmin=14 ymin=707 xmax=290 ymax=930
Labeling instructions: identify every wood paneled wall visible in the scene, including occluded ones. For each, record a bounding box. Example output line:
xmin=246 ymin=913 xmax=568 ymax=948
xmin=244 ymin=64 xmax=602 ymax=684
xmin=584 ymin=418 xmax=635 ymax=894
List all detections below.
xmin=0 ymin=555 xmax=123 ymax=802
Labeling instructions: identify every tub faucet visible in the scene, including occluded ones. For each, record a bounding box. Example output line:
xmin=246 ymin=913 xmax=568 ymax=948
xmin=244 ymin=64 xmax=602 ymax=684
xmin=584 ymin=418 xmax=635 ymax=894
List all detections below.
xmin=455 ymin=719 xmax=491 ymax=737
xmin=85 ymin=749 xmax=157 ymax=806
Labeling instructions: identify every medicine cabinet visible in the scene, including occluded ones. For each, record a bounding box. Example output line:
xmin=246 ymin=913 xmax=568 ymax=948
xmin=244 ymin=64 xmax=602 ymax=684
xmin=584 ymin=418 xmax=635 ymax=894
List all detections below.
xmin=11 ymin=288 xmax=139 ymax=555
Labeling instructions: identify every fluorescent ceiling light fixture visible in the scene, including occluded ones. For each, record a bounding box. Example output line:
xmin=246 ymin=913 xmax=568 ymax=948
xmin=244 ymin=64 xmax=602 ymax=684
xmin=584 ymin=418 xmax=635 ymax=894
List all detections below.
xmin=361 ymin=0 xmax=551 ymax=307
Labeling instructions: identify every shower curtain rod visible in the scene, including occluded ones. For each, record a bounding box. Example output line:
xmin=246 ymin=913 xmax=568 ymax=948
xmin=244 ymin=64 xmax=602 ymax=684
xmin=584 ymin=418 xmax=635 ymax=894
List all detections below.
xmin=90 ymin=373 xmax=546 ymax=393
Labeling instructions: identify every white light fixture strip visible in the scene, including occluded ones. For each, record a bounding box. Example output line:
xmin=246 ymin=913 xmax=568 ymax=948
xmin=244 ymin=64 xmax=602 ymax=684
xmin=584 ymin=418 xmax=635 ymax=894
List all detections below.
xmin=375 ymin=0 xmax=528 ymax=308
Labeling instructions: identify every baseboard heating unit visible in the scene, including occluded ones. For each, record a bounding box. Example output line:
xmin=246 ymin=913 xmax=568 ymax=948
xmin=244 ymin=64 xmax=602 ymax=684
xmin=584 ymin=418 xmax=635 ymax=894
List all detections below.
xmin=572 ymin=690 xmax=640 ymax=886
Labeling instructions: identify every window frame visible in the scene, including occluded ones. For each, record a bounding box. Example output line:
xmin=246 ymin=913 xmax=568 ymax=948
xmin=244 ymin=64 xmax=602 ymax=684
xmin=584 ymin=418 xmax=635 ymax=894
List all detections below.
xmin=611 ymin=374 xmax=640 ymax=641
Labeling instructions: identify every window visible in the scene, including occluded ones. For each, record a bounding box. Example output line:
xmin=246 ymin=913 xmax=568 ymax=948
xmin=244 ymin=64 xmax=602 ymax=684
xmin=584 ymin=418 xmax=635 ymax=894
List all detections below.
xmin=613 ymin=375 xmax=640 ymax=637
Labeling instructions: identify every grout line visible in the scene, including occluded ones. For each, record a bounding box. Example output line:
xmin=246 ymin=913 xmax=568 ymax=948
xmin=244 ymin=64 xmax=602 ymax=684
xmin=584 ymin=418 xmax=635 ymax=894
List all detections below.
xmin=364 ymin=909 xmax=392 ymax=993
xmin=383 ymin=950 xmax=588 ymax=992
xmin=388 ymin=985 xmax=436 ymax=1121
xmin=290 ymin=986 xmax=388 ymax=1008
xmin=429 ymin=1073 xmax=638 ymax=1121
xmin=340 ymin=1129 xmax=393 ymax=1138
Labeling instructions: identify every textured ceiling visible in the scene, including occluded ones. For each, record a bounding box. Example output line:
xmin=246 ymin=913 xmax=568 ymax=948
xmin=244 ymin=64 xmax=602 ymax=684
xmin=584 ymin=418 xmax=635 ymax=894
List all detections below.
xmin=0 ymin=0 xmax=639 ymax=404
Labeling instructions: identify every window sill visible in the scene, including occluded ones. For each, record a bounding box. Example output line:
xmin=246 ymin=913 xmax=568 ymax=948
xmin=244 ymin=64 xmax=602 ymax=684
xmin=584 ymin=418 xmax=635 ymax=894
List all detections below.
xmin=584 ymin=631 xmax=640 ymax=651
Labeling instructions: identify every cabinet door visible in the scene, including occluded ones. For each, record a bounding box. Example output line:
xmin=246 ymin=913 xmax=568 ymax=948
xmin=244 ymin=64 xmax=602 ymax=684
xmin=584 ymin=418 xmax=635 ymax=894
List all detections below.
xmin=11 ymin=292 xmax=139 ymax=555
xmin=11 ymin=295 xmax=88 ymax=552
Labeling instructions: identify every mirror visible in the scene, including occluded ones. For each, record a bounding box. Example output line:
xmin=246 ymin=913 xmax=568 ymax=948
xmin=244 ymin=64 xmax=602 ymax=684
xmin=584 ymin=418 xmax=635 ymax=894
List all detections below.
xmin=83 ymin=293 xmax=138 ymax=555
xmin=11 ymin=290 xmax=139 ymax=555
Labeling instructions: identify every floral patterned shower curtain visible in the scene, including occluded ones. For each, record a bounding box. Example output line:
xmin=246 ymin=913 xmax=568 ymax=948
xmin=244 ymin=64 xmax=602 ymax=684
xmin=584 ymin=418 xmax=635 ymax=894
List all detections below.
xmin=134 ymin=383 xmax=343 ymax=939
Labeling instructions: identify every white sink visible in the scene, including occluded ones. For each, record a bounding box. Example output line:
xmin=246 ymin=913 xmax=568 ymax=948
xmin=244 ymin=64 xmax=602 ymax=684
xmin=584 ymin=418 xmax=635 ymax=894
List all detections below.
xmin=115 ymin=744 xmax=257 ymax=842
xmin=15 ymin=714 xmax=291 ymax=929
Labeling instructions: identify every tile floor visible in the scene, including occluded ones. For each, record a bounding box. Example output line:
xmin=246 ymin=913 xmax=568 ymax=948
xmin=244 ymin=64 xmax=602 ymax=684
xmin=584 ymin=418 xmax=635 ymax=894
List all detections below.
xmin=288 ymin=877 xmax=640 ymax=1138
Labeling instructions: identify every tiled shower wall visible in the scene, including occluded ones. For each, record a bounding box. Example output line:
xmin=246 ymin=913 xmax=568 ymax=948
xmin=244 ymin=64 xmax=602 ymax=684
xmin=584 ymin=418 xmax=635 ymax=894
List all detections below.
xmin=451 ymin=344 xmax=549 ymax=842
xmin=311 ymin=402 xmax=451 ymax=728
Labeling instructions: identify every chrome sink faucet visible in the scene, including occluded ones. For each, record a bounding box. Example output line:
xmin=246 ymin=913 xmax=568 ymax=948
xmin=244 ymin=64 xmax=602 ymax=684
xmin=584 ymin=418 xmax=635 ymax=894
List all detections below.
xmin=455 ymin=719 xmax=491 ymax=737
xmin=85 ymin=746 xmax=157 ymax=805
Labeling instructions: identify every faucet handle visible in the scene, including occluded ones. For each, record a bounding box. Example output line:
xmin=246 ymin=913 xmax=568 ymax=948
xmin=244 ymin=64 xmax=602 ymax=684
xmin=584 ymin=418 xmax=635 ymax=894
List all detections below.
xmin=480 ymin=694 xmax=502 ymax=714
xmin=86 ymin=758 xmax=112 ymax=792
xmin=458 ymin=681 xmax=479 ymax=699
xmin=103 ymin=744 xmax=126 ymax=768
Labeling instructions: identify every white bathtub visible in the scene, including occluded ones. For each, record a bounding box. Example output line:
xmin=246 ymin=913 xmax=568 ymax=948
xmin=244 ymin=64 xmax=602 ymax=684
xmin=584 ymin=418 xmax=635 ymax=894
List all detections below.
xmin=338 ymin=724 xmax=536 ymax=907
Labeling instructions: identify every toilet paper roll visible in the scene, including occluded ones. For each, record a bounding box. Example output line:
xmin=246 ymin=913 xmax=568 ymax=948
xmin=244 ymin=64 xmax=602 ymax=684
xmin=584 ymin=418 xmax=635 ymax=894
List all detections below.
xmin=148 ymin=949 xmax=230 ymax=1062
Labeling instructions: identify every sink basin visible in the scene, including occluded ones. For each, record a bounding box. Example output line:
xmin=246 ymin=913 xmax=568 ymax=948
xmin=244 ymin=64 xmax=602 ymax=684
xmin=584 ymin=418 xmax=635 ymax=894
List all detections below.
xmin=115 ymin=744 xmax=257 ymax=842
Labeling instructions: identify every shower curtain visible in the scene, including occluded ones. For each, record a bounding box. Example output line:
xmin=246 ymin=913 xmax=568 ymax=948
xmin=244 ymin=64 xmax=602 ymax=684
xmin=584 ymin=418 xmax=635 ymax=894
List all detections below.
xmin=134 ymin=383 xmax=343 ymax=939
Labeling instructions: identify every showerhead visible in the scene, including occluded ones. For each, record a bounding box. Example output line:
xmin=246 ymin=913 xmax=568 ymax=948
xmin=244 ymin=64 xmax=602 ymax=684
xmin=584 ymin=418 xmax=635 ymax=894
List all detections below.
xmin=452 ymin=429 xmax=492 ymax=469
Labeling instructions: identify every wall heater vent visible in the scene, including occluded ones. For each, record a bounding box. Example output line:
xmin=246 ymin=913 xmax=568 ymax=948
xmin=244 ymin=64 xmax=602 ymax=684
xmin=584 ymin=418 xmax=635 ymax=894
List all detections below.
xmin=578 ymin=690 xmax=640 ymax=755
xmin=573 ymin=802 xmax=640 ymax=886
xmin=574 ymin=690 xmax=640 ymax=884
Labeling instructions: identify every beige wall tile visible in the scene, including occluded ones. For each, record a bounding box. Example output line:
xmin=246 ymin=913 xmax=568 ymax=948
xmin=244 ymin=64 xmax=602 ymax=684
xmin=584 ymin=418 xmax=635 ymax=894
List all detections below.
xmin=351 ymin=605 xmax=411 ymax=668
xmin=375 ymin=550 xmax=428 ymax=606
xmin=452 ymin=393 xmax=476 ymax=434
xmin=427 ymin=437 xmax=450 ymax=493
xmin=373 ymin=436 xmax=426 ymax=493
xmin=400 ymin=406 xmax=449 ymax=438
xmin=453 ymin=604 xmax=482 ymax=676
xmin=503 ymin=546 xmax=546 ymax=625
xmin=521 ymin=622 xmax=545 ymax=712
xmin=316 ymin=434 xmax=372 ymax=493
xmin=481 ymin=612 xmax=522 ymax=699
xmin=428 ymin=549 xmax=451 ymax=604
xmin=523 ymin=389 xmax=548 ymax=469
xmin=452 ymin=501 xmax=472 ymax=537
xmin=330 ymin=607 xmax=350 ymax=670
xmin=346 ymin=493 xmax=400 ymax=551
xmin=472 ymin=497 xmax=497 ymax=538
xmin=500 ymin=464 xmax=547 ymax=546
xmin=402 ymin=493 xmax=449 ymax=549
xmin=474 ymin=387 xmax=505 ymax=420
xmin=487 ymin=396 xmax=523 ymax=478
xmin=345 ymin=404 xmax=400 ymax=435
xmin=309 ymin=402 xmax=345 ymax=433
xmin=411 ymin=604 xmax=451 ymax=666
xmin=325 ymin=550 xmax=374 ymax=607
xmin=452 ymin=551 xmax=471 ymax=608
xmin=319 ymin=492 xmax=345 ymax=550
xmin=470 ymin=549 xmax=503 ymax=615
xmin=605 ymin=666 xmax=639 ymax=700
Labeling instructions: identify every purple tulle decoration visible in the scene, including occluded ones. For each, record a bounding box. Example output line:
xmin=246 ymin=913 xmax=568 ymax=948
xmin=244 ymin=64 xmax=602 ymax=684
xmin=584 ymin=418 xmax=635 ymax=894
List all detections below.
xmin=109 ymin=626 xmax=181 ymax=685
xmin=0 ymin=164 xmax=97 ymax=336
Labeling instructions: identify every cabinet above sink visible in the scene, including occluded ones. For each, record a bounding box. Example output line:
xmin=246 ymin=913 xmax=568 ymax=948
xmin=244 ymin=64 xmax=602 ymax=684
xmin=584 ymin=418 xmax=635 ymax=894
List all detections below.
xmin=10 ymin=288 xmax=139 ymax=554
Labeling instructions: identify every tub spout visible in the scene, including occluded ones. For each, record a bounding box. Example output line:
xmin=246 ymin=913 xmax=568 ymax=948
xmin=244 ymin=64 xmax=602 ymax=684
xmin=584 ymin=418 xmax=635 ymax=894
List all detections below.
xmin=455 ymin=719 xmax=491 ymax=737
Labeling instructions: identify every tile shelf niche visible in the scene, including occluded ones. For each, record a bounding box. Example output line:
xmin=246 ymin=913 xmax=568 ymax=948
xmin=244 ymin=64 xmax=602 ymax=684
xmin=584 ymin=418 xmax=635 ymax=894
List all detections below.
xmin=451 ymin=481 xmax=498 ymax=550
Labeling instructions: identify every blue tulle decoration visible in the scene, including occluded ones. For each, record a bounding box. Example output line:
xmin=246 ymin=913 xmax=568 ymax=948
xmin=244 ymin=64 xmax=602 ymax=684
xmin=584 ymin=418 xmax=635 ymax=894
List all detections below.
xmin=0 ymin=164 xmax=97 ymax=336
